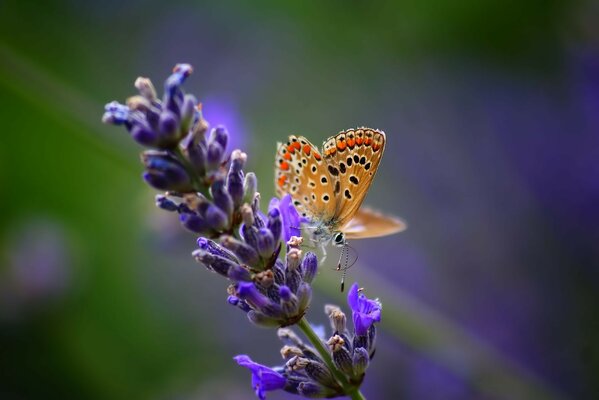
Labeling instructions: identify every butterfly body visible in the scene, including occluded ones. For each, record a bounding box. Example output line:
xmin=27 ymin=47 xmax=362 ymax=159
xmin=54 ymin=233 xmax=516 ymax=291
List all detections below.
xmin=275 ymin=127 xmax=406 ymax=247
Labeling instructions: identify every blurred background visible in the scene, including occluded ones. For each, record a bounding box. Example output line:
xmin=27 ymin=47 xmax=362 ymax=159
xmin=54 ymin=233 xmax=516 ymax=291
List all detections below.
xmin=1 ymin=0 xmax=598 ymax=399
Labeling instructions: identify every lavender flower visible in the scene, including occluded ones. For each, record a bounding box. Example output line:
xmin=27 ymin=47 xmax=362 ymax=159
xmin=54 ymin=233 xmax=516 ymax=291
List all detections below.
xmin=348 ymin=283 xmax=382 ymax=337
xmin=196 ymin=234 xmax=315 ymax=327
xmin=103 ymin=65 xmax=377 ymax=400
xmin=235 ymin=283 xmax=381 ymax=399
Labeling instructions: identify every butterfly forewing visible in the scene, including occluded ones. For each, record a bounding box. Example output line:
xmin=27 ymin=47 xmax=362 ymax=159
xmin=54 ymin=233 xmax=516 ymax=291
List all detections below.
xmin=275 ymin=135 xmax=337 ymax=220
xmin=322 ymin=128 xmax=386 ymax=229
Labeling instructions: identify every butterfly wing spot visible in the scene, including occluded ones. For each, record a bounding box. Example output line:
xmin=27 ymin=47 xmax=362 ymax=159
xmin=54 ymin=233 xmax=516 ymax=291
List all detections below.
xmin=346 ymin=157 xmax=353 ymax=166
xmin=339 ymin=163 xmax=346 ymax=174
xmin=321 ymin=176 xmax=328 ymax=184
xmin=364 ymin=162 xmax=371 ymax=170
xmin=280 ymin=161 xmax=290 ymax=170
xmin=278 ymin=175 xmax=287 ymax=187
xmin=345 ymin=131 xmax=356 ymax=148
xmin=334 ymin=181 xmax=340 ymax=194
xmin=311 ymin=165 xmax=317 ymax=174
xmin=349 ymin=176 xmax=359 ymax=185
xmin=311 ymin=193 xmax=316 ymax=200
xmin=353 ymin=155 xmax=360 ymax=164
xmin=322 ymin=194 xmax=330 ymax=202
xmin=308 ymin=180 xmax=316 ymax=188
xmin=328 ymin=165 xmax=339 ymax=176
xmin=344 ymin=189 xmax=352 ymax=199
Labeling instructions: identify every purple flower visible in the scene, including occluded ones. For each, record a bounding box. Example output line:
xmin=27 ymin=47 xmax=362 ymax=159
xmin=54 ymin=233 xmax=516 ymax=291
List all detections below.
xmin=269 ymin=194 xmax=302 ymax=241
xmin=348 ymin=283 xmax=382 ymax=336
xmin=234 ymin=355 xmax=286 ymax=400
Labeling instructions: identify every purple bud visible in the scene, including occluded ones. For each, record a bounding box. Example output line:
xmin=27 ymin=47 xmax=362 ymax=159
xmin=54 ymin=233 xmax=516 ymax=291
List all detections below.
xmin=210 ymin=179 xmax=233 ymax=220
xmin=285 ymin=249 xmax=302 ymax=293
xmin=155 ymin=194 xmax=178 ymax=212
xmin=180 ymin=213 xmax=210 ymax=234
xmin=221 ymin=236 xmax=260 ymax=266
xmin=102 ymin=101 xmax=129 ymax=125
xmin=186 ymin=141 xmax=207 ymax=176
xmin=142 ymin=172 xmax=168 ymax=190
xmin=141 ymin=151 xmax=191 ymax=191
xmin=209 ymin=125 xmax=229 ymax=151
xmin=197 ymin=238 xmax=238 ymax=262
xmin=206 ymin=141 xmax=224 ymax=169
xmin=228 ymin=295 xmax=251 ymax=313
xmin=329 ymin=335 xmax=354 ymax=376
xmin=180 ymin=94 xmax=197 ymax=133
xmin=172 ymin=63 xmax=193 ymax=80
xmin=279 ymin=285 xmax=298 ymax=316
xmin=158 ymin=110 xmax=180 ymax=145
xmin=228 ymin=264 xmax=252 ymax=282
xmin=267 ymin=208 xmax=282 ymax=243
xmin=192 ymin=249 xmax=238 ymax=277
xmin=256 ymin=228 xmax=275 ymax=258
xmin=272 ymin=259 xmax=285 ymax=285
xmin=227 ymin=150 xmax=246 ymax=207
xmin=301 ymin=252 xmax=318 ymax=283
xmin=131 ymin=124 xmax=159 ymax=147
xmin=279 ymin=285 xmax=293 ymax=302
xmin=297 ymin=282 xmax=312 ymax=312
xmin=241 ymin=224 xmax=259 ymax=251
xmin=205 ymin=204 xmax=228 ymax=231
xmin=368 ymin=324 xmax=377 ymax=356
xmin=353 ymin=334 xmax=368 ymax=353
xmin=237 ymin=283 xmax=265 ymax=306
xmin=352 ymin=347 xmax=370 ymax=376
xmin=303 ymin=359 xmax=336 ymax=388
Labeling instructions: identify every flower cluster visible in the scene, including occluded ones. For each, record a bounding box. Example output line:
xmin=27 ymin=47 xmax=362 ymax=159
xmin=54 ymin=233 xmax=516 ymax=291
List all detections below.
xmin=103 ymin=65 xmax=382 ymax=400
xmin=196 ymin=233 xmax=317 ymax=327
xmin=235 ymin=283 xmax=381 ymax=399
xmin=102 ymin=64 xmax=254 ymax=238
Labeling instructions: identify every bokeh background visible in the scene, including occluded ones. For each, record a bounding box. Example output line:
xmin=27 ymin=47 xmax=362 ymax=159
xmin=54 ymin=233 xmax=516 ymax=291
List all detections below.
xmin=1 ymin=1 xmax=598 ymax=399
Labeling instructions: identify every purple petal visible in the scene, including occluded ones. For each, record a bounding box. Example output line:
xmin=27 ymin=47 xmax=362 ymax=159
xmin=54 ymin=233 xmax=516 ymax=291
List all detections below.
xmin=347 ymin=282 xmax=360 ymax=311
xmin=234 ymin=355 xmax=286 ymax=400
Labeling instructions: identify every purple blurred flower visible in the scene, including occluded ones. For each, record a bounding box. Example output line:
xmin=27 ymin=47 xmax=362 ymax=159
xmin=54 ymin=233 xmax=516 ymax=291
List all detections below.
xmin=269 ymin=194 xmax=302 ymax=241
xmin=348 ymin=283 xmax=382 ymax=336
xmin=234 ymin=355 xmax=286 ymax=400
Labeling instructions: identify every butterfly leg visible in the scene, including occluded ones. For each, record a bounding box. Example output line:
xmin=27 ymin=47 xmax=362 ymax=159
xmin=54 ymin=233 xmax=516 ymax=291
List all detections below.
xmin=319 ymin=243 xmax=328 ymax=264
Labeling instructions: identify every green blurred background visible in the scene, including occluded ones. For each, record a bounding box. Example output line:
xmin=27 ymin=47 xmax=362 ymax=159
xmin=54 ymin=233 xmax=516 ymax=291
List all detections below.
xmin=1 ymin=1 xmax=598 ymax=399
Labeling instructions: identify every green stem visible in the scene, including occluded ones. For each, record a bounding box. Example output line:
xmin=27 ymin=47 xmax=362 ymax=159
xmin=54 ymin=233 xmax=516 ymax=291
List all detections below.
xmin=348 ymin=388 xmax=367 ymax=400
xmin=297 ymin=317 xmax=366 ymax=399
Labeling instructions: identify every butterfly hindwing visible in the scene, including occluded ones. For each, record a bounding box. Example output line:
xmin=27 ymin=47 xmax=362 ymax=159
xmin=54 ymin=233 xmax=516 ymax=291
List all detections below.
xmin=322 ymin=128 xmax=386 ymax=228
xmin=342 ymin=207 xmax=406 ymax=239
xmin=275 ymin=135 xmax=337 ymax=220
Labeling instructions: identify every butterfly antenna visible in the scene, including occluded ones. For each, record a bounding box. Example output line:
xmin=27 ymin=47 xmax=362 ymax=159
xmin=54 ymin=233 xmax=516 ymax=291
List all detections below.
xmin=339 ymin=243 xmax=351 ymax=292
xmin=346 ymin=243 xmax=359 ymax=269
xmin=339 ymin=244 xmax=359 ymax=292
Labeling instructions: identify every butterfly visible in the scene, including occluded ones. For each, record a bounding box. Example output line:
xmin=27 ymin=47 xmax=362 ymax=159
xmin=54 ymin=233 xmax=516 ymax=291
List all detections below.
xmin=274 ymin=127 xmax=406 ymax=251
